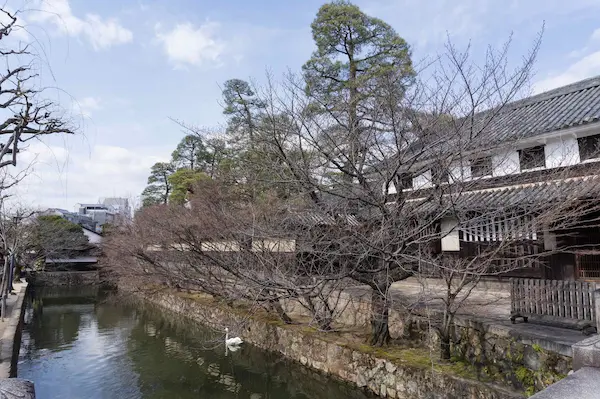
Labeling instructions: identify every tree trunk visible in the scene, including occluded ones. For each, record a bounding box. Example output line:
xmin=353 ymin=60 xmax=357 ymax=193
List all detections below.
xmin=440 ymin=332 xmax=451 ymax=360
xmin=301 ymin=294 xmax=333 ymax=330
xmin=270 ymin=299 xmax=293 ymax=324
xmin=370 ymin=289 xmax=391 ymax=346
xmin=315 ymin=314 xmax=333 ymax=331
xmin=0 ymin=257 xmax=8 ymax=319
xmin=8 ymin=253 xmax=14 ymax=292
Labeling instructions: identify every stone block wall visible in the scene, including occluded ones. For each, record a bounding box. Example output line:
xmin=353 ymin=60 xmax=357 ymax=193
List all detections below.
xmin=28 ymin=271 xmax=100 ymax=286
xmin=405 ymin=318 xmax=571 ymax=395
xmin=279 ymin=287 xmax=570 ymax=395
xmin=281 ymin=290 xmax=373 ymax=328
xmin=146 ymin=291 xmax=523 ymax=399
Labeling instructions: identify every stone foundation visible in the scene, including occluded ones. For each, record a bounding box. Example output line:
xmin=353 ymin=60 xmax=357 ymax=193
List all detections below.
xmin=28 ymin=271 xmax=100 ymax=286
xmin=405 ymin=318 xmax=571 ymax=395
xmin=0 ymin=282 xmax=29 ymax=378
xmin=144 ymin=290 xmax=523 ymax=399
xmin=282 ymin=289 xmax=570 ymax=394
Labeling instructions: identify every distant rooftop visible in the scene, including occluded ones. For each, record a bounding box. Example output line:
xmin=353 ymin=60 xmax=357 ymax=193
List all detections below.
xmin=41 ymin=208 xmax=71 ymax=214
xmin=102 ymin=197 xmax=129 ymax=205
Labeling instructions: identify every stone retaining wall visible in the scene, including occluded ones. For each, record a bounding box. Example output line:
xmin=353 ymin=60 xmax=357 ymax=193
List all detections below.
xmin=0 ymin=282 xmax=28 ymax=378
xmin=406 ymin=318 xmax=571 ymax=395
xmin=28 ymin=271 xmax=99 ymax=286
xmin=282 ymin=289 xmax=571 ymax=394
xmin=145 ymin=290 xmax=523 ymax=399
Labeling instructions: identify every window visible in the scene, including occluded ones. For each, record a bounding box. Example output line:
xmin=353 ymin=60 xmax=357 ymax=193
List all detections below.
xmin=395 ymin=173 xmax=413 ymax=190
xmin=519 ymin=146 xmax=545 ymax=170
xmin=470 ymin=157 xmax=492 ymax=178
xmin=578 ymin=134 xmax=600 ymax=161
xmin=432 ymin=168 xmax=449 ymax=185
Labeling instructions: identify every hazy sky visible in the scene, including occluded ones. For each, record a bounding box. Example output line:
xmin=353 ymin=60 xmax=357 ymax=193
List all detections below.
xmin=6 ymin=0 xmax=600 ymax=211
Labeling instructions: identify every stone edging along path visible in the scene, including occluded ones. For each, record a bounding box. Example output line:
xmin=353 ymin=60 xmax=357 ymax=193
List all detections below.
xmin=0 ymin=281 xmax=29 ymax=378
xmin=142 ymin=289 xmax=524 ymax=399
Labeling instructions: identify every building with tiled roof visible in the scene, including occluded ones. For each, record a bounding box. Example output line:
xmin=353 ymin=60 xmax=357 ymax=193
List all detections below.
xmin=385 ymin=76 xmax=600 ymax=281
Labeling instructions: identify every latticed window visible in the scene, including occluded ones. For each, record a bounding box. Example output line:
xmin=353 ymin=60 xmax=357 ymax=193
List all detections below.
xmin=459 ymin=215 xmax=538 ymax=242
xmin=519 ymin=145 xmax=545 ymax=170
xmin=470 ymin=157 xmax=492 ymax=178
xmin=578 ymin=134 xmax=600 ymax=161
xmin=395 ymin=173 xmax=413 ymax=190
xmin=577 ymin=252 xmax=600 ymax=279
xmin=432 ymin=168 xmax=449 ymax=184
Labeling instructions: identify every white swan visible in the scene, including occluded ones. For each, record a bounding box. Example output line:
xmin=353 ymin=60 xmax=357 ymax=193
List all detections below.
xmin=225 ymin=327 xmax=243 ymax=346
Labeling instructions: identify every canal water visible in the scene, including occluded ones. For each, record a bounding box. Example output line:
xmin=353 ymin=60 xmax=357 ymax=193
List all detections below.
xmin=17 ymin=287 xmax=373 ymax=399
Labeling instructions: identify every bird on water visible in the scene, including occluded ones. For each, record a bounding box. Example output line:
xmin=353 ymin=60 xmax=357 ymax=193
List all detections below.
xmin=225 ymin=327 xmax=243 ymax=347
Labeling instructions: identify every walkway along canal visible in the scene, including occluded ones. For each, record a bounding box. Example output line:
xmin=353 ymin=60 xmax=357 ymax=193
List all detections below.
xmin=16 ymin=287 xmax=373 ymax=399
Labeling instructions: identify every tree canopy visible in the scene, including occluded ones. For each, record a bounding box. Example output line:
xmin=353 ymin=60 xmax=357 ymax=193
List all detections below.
xmin=141 ymin=134 xmax=213 ymax=206
xmin=31 ymin=215 xmax=91 ymax=261
xmin=222 ymin=79 xmax=265 ymax=146
xmin=141 ymin=162 xmax=175 ymax=206
xmin=171 ymin=134 xmax=210 ymax=171
xmin=128 ymin=0 xmax=545 ymax=354
xmin=167 ymin=169 xmax=210 ymax=205
xmin=303 ymin=1 xmax=414 ymax=117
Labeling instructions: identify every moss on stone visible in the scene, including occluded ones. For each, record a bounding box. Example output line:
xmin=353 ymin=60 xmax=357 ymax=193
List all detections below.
xmin=515 ymin=366 xmax=536 ymax=396
xmin=341 ymin=343 xmax=482 ymax=381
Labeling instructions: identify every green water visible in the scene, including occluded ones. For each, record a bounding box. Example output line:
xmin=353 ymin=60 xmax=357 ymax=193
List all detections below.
xmin=17 ymin=287 xmax=373 ymax=399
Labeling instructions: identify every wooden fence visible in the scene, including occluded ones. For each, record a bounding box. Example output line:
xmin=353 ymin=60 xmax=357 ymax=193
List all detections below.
xmin=510 ymin=278 xmax=598 ymax=329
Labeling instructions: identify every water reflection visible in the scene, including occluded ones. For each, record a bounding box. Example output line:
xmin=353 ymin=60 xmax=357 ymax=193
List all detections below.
xmin=18 ymin=288 xmax=373 ymax=399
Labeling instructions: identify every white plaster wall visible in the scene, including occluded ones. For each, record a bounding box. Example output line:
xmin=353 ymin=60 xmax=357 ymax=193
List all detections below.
xmin=385 ymin=181 xmax=397 ymax=195
xmin=252 ymin=239 xmax=296 ymax=253
xmin=200 ymin=241 xmax=240 ymax=252
xmin=545 ymin=137 xmax=580 ymax=168
xmin=413 ymin=170 xmax=432 ymax=189
xmin=441 ymin=217 xmax=460 ymax=252
xmin=492 ymin=151 xmax=520 ymax=176
xmin=169 ymin=243 xmax=191 ymax=251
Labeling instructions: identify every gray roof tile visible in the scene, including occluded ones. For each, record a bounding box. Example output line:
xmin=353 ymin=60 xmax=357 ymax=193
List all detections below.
xmin=402 ymin=77 xmax=600 ymax=161
xmin=488 ymin=76 xmax=600 ymax=142
xmin=287 ymin=212 xmax=360 ymax=227
xmin=405 ymin=175 xmax=600 ymax=214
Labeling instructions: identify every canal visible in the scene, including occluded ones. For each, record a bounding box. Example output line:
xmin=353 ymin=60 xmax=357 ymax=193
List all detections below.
xmin=17 ymin=287 xmax=373 ymax=399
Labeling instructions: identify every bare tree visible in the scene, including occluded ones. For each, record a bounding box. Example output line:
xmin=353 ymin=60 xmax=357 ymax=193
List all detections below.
xmin=0 ymin=200 xmax=32 ymax=318
xmin=106 ymin=31 xmax=554 ymax=349
xmin=0 ymin=9 xmax=73 ymax=172
xmin=0 ymin=6 xmax=75 ymax=311
xmin=110 ymin=179 xmax=378 ymax=332
xmin=209 ymin=29 xmax=542 ymax=346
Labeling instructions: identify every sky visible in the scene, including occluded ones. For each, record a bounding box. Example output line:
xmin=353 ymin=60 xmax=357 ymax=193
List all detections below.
xmin=5 ymin=0 xmax=600 ymax=211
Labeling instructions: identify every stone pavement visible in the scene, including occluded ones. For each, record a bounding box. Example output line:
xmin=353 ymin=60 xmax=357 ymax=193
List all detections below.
xmin=0 ymin=281 xmax=27 ymax=335
xmin=530 ymin=367 xmax=600 ymax=399
xmin=388 ymin=278 xmax=511 ymax=319
xmin=344 ymin=277 xmax=511 ymax=318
